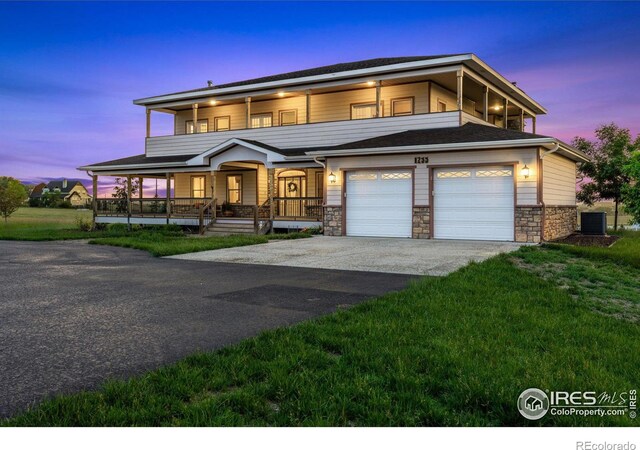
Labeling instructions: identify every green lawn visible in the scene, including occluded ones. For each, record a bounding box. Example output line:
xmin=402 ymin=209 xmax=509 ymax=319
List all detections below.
xmin=0 ymin=207 xmax=101 ymax=240
xmin=0 ymin=207 xmax=311 ymax=255
xmin=89 ymin=231 xmax=312 ymax=257
xmin=5 ymin=234 xmax=639 ymax=426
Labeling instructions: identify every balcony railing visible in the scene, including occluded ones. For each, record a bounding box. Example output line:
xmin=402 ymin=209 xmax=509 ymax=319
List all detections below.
xmin=274 ymin=197 xmax=323 ymax=220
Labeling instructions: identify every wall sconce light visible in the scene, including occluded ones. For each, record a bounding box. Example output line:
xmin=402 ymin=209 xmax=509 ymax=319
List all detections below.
xmin=521 ymin=164 xmax=530 ymax=179
xmin=328 ymin=172 xmax=337 ymax=184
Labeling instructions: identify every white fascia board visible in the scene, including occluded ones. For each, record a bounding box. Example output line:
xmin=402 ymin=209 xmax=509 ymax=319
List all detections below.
xmin=133 ymin=55 xmax=473 ymax=105
xmin=78 ymin=161 xmax=188 ymax=171
xmin=304 ymin=138 xmax=558 ymax=158
xmin=186 ymin=138 xmax=287 ymax=166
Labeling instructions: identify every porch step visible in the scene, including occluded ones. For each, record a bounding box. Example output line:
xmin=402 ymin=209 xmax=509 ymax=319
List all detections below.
xmin=204 ymin=221 xmax=256 ymax=236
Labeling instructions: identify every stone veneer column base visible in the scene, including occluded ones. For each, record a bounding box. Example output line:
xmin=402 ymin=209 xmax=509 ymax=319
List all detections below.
xmin=323 ymin=206 xmax=343 ymax=236
xmin=412 ymin=206 xmax=431 ymax=238
xmin=543 ymin=206 xmax=577 ymax=241
xmin=515 ymin=206 xmax=543 ymax=243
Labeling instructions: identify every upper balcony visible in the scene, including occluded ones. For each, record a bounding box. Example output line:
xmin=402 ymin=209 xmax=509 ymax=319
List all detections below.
xmin=141 ymin=56 xmax=545 ymax=157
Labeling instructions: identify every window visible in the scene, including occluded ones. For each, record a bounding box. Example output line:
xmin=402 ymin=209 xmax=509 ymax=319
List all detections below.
xmin=185 ymin=119 xmax=208 ymax=134
xmin=250 ymin=113 xmax=272 ymax=129
xmin=391 ymin=98 xmax=414 ymax=116
xmin=381 ymin=172 xmax=412 ymax=180
xmin=348 ymin=172 xmax=377 ymax=181
xmin=436 ymin=170 xmax=471 ymax=179
xmin=226 ymin=175 xmax=242 ymax=204
xmin=437 ymin=99 xmax=447 ymax=113
xmin=191 ymin=176 xmax=206 ymax=198
xmin=476 ymin=169 xmax=513 ymax=177
xmin=279 ymin=110 xmax=297 ymax=126
xmin=351 ymin=103 xmax=377 ymax=120
xmin=214 ymin=116 xmax=230 ymax=131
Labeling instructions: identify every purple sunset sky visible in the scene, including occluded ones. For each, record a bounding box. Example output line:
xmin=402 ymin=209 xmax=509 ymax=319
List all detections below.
xmin=1 ymin=1 xmax=639 ymax=194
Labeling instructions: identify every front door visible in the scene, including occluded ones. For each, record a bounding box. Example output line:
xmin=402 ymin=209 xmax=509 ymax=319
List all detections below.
xmin=278 ymin=176 xmax=306 ymax=217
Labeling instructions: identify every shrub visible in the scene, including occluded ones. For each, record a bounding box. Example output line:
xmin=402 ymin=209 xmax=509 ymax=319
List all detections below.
xmin=75 ymin=216 xmax=93 ymax=232
xmin=58 ymin=201 xmax=73 ymax=209
xmin=106 ymin=223 xmax=128 ymax=233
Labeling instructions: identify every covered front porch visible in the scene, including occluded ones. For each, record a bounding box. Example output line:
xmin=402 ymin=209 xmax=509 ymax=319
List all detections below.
xmin=92 ymin=143 xmax=325 ymax=233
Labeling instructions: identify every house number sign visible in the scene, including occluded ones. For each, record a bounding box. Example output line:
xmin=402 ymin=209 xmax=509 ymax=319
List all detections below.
xmin=414 ymin=156 xmax=429 ymax=164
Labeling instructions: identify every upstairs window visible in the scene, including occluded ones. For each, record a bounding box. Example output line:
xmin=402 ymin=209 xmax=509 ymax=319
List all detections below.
xmin=214 ymin=116 xmax=230 ymax=132
xmin=227 ymin=175 xmax=242 ymax=204
xmin=251 ymin=113 xmax=272 ymax=129
xmin=185 ymin=119 xmax=208 ymax=134
xmin=279 ymin=110 xmax=297 ymax=126
xmin=392 ymin=97 xmax=414 ymax=116
xmin=191 ymin=176 xmax=206 ymax=198
xmin=437 ymin=99 xmax=447 ymax=113
xmin=351 ymin=103 xmax=377 ymax=120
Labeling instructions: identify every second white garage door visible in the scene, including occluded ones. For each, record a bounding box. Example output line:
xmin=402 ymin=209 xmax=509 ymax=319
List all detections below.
xmin=433 ymin=166 xmax=514 ymax=241
xmin=346 ymin=170 xmax=413 ymax=238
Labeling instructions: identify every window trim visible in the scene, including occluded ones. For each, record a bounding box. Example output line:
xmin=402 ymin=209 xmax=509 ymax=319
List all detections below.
xmin=190 ymin=175 xmax=206 ymax=198
xmin=391 ymin=97 xmax=415 ymax=116
xmin=436 ymin=98 xmax=448 ymax=113
xmin=250 ymin=112 xmax=273 ymax=129
xmin=226 ymin=174 xmax=243 ymax=204
xmin=350 ymin=102 xmax=378 ymax=120
xmin=214 ymin=115 xmax=231 ymax=132
xmin=279 ymin=109 xmax=298 ymax=126
xmin=185 ymin=119 xmax=209 ymax=134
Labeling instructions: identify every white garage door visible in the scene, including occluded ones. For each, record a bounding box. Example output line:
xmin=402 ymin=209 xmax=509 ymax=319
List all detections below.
xmin=434 ymin=166 xmax=514 ymax=241
xmin=346 ymin=170 xmax=413 ymax=238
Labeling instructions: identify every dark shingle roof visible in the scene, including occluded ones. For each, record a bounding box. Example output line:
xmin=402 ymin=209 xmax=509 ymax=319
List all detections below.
xmin=86 ymin=154 xmax=195 ymax=167
xmin=164 ymin=55 xmax=464 ymax=96
xmin=279 ymin=123 xmax=550 ymax=155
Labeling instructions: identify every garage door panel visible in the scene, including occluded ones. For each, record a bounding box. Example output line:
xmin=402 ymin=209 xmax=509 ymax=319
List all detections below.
xmin=346 ymin=170 xmax=412 ymax=238
xmin=434 ymin=166 xmax=514 ymax=241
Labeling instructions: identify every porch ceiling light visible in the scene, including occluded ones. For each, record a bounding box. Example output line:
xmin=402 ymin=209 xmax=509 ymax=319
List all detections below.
xmin=493 ymin=105 xmax=502 ymax=111
xmin=209 ymin=100 xmax=217 ymax=106
xmin=366 ymin=81 xmax=375 ymax=86
xmin=521 ymin=164 xmax=530 ymax=179
xmin=328 ymin=172 xmax=337 ymax=184
xmin=278 ymin=91 xmax=285 ymax=97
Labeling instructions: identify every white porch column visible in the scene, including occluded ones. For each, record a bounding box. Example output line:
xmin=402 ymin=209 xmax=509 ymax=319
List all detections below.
xmin=532 ymin=116 xmax=537 ymax=134
xmin=92 ymin=174 xmax=98 ymax=222
xmin=503 ymin=98 xmax=509 ymax=129
xmin=146 ymin=109 xmax=151 ymax=138
xmin=456 ymin=69 xmax=463 ymax=111
xmin=483 ymin=86 xmax=489 ymax=122
xmin=375 ymin=81 xmax=381 ymax=118
xmin=305 ymin=90 xmax=311 ymax=124
xmin=192 ymin=104 xmax=199 ymax=133
xmin=520 ymin=109 xmax=525 ymax=132
xmin=126 ymin=175 xmax=132 ymax=229
xmin=245 ymin=96 xmax=252 ymax=128
xmin=268 ymin=168 xmax=275 ymax=221
xmin=165 ymin=172 xmax=171 ymax=223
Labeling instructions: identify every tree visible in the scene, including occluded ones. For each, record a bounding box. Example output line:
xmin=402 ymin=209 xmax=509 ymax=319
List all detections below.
xmin=622 ymin=148 xmax=640 ymax=225
xmin=0 ymin=176 xmax=28 ymax=222
xmin=111 ymin=177 xmax=139 ymax=213
xmin=573 ymin=124 xmax=637 ymax=230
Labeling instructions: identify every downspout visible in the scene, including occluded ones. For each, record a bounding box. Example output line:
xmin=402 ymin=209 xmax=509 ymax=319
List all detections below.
xmin=313 ymin=156 xmax=326 ymax=169
xmin=540 ymin=142 xmax=560 ymax=159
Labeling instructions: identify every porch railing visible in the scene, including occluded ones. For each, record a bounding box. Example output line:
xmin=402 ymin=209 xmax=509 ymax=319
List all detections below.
xmin=96 ymin=197 xmax=211 ymax=218
xmin=273 ymin=197 xmax=323 ymax=220
xmin=199 ymin=198 xmax=217 ymax=234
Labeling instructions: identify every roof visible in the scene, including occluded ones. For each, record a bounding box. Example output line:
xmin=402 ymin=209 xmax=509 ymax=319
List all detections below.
xmin=173 ymin=56 xmax=462 ymax=95
xmin=30 ymin=179 xmax=88 ymax=198
xmin=82 ymin=123 xmax=590 ymax=171
xmin=278 ymin=123 xmax=551 ymax=156
xmin=87 ymin=154 xmax=195 ymax=168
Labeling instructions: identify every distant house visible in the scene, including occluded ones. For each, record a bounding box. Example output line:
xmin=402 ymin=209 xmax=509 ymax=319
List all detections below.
xmin=29 ymin=179 xmax=92 ymax=207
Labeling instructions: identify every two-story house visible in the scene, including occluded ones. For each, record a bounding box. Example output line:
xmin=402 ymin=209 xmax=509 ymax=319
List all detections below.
xmin=80 ymin=54 xmax=587 ymax=242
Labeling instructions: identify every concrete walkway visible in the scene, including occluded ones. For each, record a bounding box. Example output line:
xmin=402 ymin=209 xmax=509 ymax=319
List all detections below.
xmin=169 ymin=236 xmax=523 ymax=275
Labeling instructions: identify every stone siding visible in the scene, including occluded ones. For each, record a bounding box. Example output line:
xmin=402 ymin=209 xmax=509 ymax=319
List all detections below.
xmin=323 ymin=206 xmax=343 ymax=236
xmin=544 ymin=206 xmax=577 ymax=241
xmin=412 ymin=206 xmax=431 ymax=239
xmin=515 ymin=206 xmax=542 ymax=243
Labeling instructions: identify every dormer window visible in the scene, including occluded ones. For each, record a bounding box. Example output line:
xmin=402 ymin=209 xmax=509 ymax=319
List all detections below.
xmin=351 ymin=103 xmax=377 ymax=120
xmin=185 ymin=119 xmax=208 ymax=134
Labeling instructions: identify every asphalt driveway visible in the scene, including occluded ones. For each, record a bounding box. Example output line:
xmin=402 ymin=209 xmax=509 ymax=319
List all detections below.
xmin=0 ymin=240 xmax=413 ymax=419
xmin=169 ymin=236 xmax=523 ymax=275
